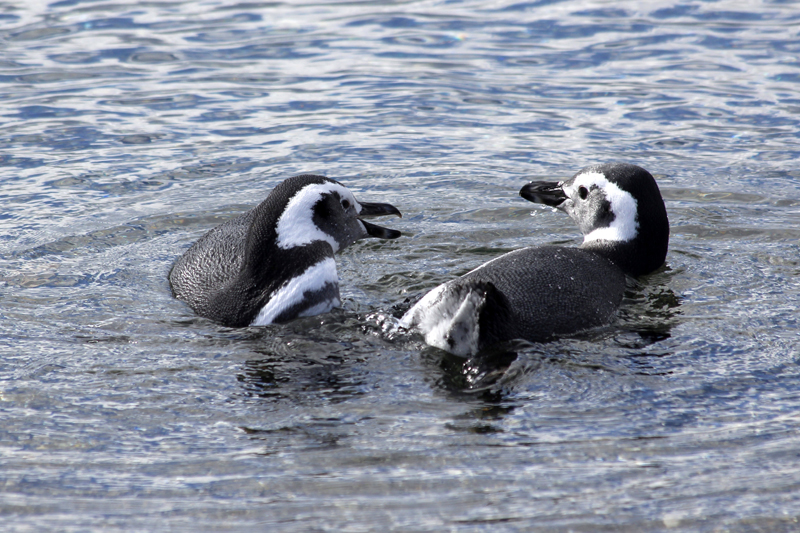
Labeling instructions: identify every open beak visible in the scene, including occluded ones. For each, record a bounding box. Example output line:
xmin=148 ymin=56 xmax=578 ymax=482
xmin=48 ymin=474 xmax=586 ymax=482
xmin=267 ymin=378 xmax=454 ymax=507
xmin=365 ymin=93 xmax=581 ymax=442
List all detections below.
xmin=358 ymin=201 xmax=402 ymax=239
xmin=519 ymin=181 xmax=567 ymax=208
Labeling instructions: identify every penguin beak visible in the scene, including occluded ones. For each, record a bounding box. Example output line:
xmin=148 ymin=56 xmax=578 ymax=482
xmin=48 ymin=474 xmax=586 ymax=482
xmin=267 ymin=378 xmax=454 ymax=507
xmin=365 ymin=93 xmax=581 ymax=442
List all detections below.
xmin=358 ymin=201 xmax=402 ymax=239
xmin=519 ymin=181 xmax=567 ymax=208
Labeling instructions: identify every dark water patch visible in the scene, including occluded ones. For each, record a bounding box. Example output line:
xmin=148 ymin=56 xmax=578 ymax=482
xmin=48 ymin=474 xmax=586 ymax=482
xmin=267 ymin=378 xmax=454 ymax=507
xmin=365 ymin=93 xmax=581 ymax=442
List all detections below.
xmin=650 ymin=5 xmax=700 ymax=19
xmin=212 ymin=2 xmax=285 ymax=12
xmin=48 ymin=47 xmax=166 ymax=65
xmin=382 ymin=32 xmax=465 ymax=48
xmin=182 ymin=41 xmax=323 ymax=60
xmin=574 ymin=8 xmax=631 ymax=19
xmin=8 ymin=126 xmax=111 ymax=151
xmin=9 ymin=25 xmax=80 ymax=41
xmin=119 ymin=134 xmax=155 ymax=144
xmin=7 ymin=105 xmax=92 ymax=120
xmin=0 ymin=154 xmax=47 ymax=169
xmin=128 ymin=51 xmax=180 ymax=64
xmin=98 ymin=93 xmax=212 ymax=110
xmin=15 ymin=70 xmax=118 ymax=84
xmin=47 ymin=51 xmax=102 ymax=64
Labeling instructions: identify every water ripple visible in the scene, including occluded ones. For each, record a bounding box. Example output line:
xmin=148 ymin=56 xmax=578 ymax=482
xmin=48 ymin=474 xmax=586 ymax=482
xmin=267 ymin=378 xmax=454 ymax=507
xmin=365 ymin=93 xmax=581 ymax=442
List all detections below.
xmin=2 ymin=0 xmax=800 ymax=530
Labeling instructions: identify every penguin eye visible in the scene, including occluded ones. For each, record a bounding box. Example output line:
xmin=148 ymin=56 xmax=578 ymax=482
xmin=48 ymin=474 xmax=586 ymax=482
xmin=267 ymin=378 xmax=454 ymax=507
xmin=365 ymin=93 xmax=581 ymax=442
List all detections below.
xmin=341 ymin=199 xmax=351 ymax=210
xmin=578 ymin=186 xmax=589 ymax=200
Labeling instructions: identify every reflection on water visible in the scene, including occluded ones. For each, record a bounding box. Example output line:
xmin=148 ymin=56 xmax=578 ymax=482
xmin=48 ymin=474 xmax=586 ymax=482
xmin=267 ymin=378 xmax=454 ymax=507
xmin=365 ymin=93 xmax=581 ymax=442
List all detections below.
xmin=2 ymin=0 xmax=800 ymax=530
xmin=430 ymin=346 xmax=520 ymax=394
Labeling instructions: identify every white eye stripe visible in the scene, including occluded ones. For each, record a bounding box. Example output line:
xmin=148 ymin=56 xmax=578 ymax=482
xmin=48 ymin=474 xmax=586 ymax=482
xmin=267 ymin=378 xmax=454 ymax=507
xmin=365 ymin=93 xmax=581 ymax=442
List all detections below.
xmin=275 ymin=182 xmax=356 ymax=252
xmin=568 ymin=171 xmax=639 ymax=243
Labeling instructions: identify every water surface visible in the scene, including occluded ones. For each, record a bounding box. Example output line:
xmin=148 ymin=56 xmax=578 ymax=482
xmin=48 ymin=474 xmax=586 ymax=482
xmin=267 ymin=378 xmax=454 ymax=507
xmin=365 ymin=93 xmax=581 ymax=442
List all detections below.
xmin=2 ymin=0 xmax=800 ymax=530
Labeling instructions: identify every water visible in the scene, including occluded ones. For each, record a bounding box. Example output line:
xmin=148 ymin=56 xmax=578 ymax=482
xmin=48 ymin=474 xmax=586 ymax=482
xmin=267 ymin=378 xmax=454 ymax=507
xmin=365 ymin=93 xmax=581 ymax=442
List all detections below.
xmin=2 ymin=0 xmax=800 ymax=530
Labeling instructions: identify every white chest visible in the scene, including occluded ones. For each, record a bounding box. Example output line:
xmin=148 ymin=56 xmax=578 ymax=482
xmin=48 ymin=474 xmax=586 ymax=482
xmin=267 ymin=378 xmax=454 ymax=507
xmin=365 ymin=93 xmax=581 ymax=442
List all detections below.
xmin=250 ymin=257 xmax=341 ymax=326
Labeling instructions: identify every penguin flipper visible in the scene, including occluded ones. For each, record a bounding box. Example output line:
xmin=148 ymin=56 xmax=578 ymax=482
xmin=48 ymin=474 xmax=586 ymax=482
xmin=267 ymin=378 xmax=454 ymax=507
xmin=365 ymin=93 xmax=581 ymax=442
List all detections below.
xmin=402 ymin=279 xmax=510 ymax=357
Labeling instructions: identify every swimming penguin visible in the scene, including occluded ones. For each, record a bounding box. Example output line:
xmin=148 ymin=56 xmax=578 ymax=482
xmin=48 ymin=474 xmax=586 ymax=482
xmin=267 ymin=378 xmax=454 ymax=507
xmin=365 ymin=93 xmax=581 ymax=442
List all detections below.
xmin=169 ymin=175 xmax=402 ymax=327
xmin=399 ymin=162 xmax=669 ymax=356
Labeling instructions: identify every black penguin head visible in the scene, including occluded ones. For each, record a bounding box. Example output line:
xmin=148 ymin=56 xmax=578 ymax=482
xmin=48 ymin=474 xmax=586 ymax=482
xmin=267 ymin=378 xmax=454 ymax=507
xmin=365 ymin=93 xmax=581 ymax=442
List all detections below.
xmin=520 ymin=163 xmax=669 ymax=277
xmin=273 ymin=175 xmax=402 ymax=253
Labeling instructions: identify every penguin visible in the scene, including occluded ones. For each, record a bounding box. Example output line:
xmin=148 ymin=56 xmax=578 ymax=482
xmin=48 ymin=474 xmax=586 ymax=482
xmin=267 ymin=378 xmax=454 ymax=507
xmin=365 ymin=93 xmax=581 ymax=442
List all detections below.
xmin=169 ymin=175 xmax=402 ymax=327
xmin=398 ymin=162 xmax=669 ymax=356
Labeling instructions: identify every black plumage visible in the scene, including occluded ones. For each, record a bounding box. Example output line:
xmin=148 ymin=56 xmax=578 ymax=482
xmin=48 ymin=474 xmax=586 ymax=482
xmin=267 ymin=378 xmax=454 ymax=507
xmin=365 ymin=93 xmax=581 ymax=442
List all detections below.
xmin=400 ymin=162 xmax=669 ymax=355
xmin=169 ymin=175 xmax=401 ymax=327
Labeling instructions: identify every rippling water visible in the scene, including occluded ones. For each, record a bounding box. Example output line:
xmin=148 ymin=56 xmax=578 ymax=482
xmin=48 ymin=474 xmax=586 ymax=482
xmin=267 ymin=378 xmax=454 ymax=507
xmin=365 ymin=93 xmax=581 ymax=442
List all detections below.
xmin=2 ymin=0 xmax=800 ymax=530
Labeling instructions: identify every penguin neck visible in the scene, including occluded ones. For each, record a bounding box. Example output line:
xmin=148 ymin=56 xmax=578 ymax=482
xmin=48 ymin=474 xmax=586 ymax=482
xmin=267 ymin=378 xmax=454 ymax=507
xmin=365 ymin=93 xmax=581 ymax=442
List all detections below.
xmin=244 ymin=215 xmax=335 ymax=292
xmin=237 ymin=201 xmax=337 ymax=306
xmin=580 ymin=234 xmax=664 ymax=278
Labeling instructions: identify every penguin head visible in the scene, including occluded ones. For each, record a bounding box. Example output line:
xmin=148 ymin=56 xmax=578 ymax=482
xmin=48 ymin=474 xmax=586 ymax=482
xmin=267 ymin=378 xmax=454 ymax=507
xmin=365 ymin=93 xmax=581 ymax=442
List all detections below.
xmin=271 ymin=175 xmax=402 ymax=254
xmin=520 ymin=163 xmax=669 ymax=277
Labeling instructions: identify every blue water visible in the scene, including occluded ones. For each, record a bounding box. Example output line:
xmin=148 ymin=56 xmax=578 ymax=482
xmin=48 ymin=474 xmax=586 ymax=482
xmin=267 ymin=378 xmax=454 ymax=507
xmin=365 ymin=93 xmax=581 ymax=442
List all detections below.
xmin=2 ymin=0 xmax=800 ymax=530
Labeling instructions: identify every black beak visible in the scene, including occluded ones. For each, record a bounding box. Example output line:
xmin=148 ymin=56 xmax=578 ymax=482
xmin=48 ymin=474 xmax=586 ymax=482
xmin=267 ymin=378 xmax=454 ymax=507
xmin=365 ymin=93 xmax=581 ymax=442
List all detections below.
xmin=519 ymin=181 xmax=567 ymax=207
xmin=358 ymin=201 xmax=402 ymax=239
xmin=359 ymin=201 xmax=402 ymax=219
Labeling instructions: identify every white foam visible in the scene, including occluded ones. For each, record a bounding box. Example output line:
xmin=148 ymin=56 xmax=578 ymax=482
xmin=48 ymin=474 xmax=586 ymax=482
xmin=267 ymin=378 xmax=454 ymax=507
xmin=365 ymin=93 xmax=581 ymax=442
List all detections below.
xmin=250 ymin=257 xmax=340 ymax=326
xmin=275 ymin=182 xmax=360 ymax=252
xmin=565 ymin=171 xmax=639 ymax=243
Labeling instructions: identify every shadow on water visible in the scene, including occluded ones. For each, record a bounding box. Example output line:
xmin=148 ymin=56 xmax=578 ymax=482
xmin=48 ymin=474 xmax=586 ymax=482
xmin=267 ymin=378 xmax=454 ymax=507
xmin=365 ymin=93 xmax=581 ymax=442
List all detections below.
xmin=424 ymin=345 xmax=520 ymax=397
xmin=617 ymin=266 xmax=683 ymax=348
xmin=231 ymin=309 xmax=383 ymax=404
xmin=236 ymin=353 xmax=368 ymax=405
